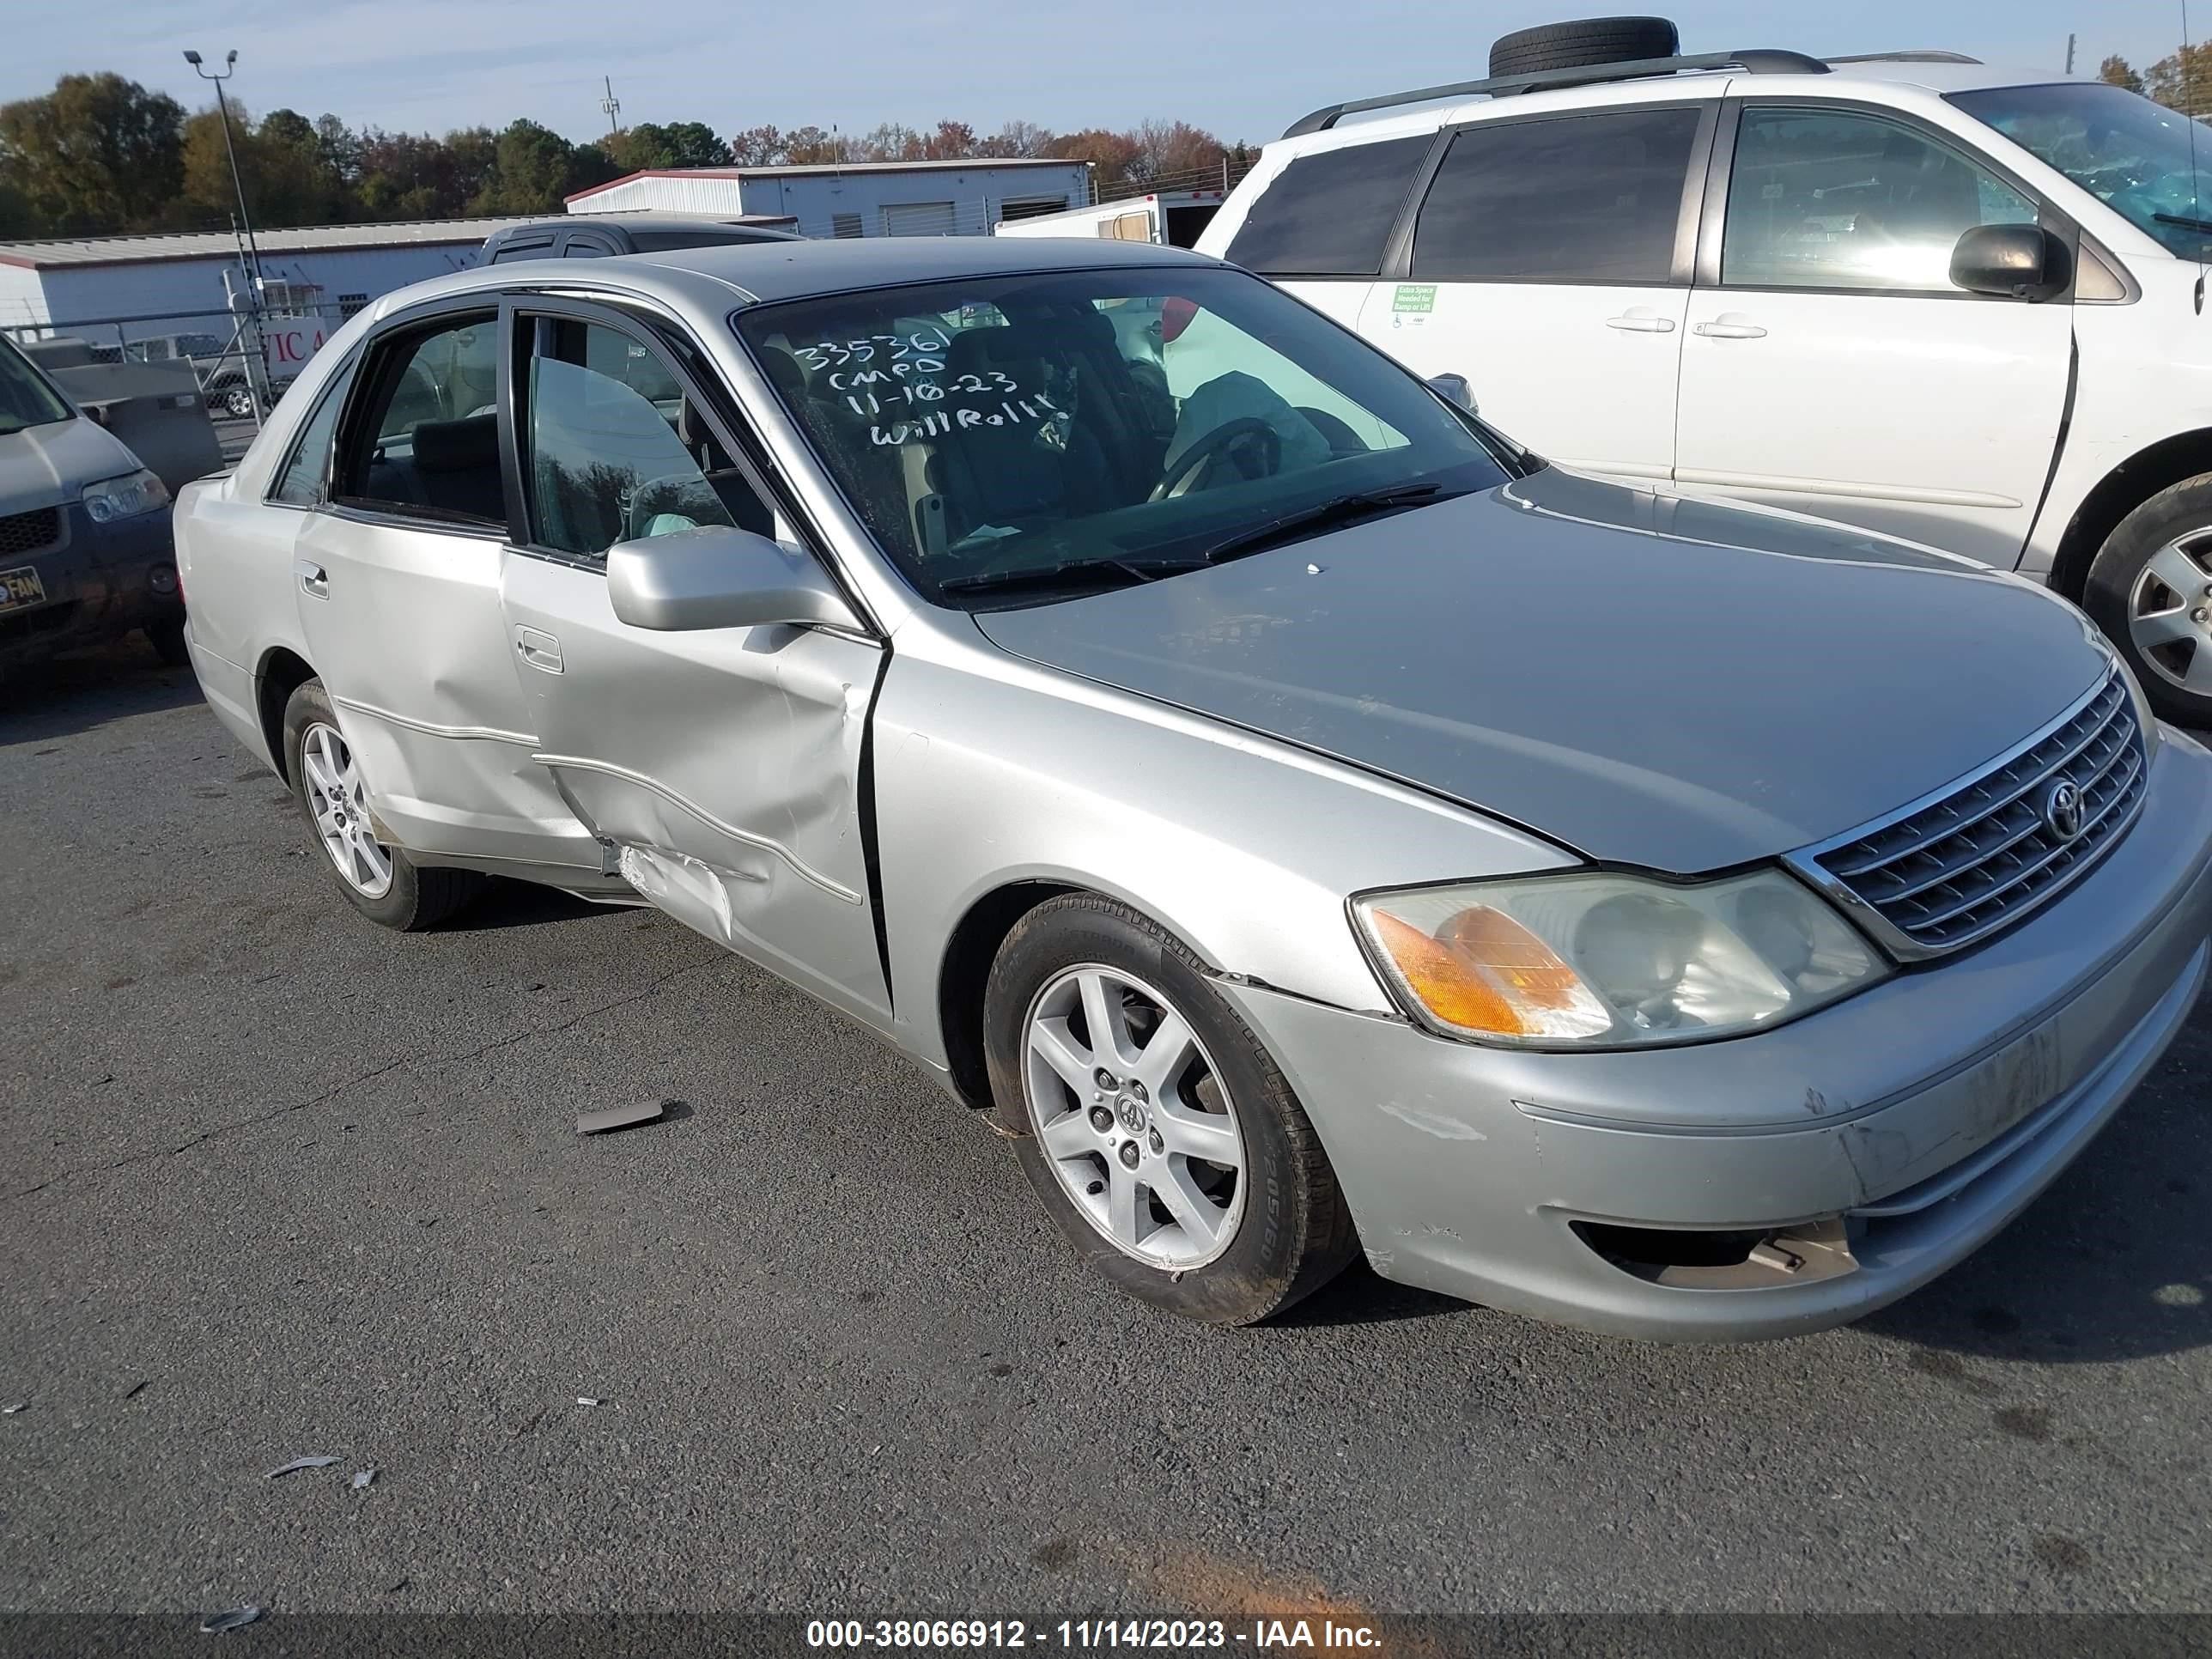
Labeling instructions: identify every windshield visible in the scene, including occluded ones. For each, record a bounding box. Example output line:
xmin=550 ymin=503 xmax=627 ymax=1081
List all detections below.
xmin=0 ymin=336 xmax=75 ymax=437
xmin=1952 ymin=82 xmax=2212 ymax=259
xmin=732 ymin=265 xmax=1513 ymax=607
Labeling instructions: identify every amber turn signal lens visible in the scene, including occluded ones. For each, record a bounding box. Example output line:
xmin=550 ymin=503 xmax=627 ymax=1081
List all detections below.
xmin=1368 ymin=904 xmax=1601 ymax=1038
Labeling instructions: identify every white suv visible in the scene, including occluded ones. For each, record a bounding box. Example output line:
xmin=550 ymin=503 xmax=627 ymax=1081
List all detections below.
xmin=1196 ymin=21 xmax=2212 ymax=724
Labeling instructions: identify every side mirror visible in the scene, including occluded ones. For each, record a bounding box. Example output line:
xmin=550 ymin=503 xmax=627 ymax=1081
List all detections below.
xmin=606 ymin=525 xmax=860 ymax=633
xmin=1427 ymin=373 xmax=1477 ymax=416
xmin=1949 ymin=224 xmax=2071 ymax=302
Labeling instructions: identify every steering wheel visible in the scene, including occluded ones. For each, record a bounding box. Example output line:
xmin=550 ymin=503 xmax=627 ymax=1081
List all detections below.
xmin=1150 ymin=417 xmax=1282 ymax=501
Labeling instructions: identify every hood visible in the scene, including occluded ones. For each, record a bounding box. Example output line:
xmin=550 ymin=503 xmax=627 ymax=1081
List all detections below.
xmin=0 ymin=414 xmax=143 ymax=514
xmin=973 ymin=468 xmax=2109 ymax=873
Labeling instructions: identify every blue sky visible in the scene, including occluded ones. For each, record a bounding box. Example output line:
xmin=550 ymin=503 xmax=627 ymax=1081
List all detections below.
xmin=5 ymin=1 xmax=2199 ymax=146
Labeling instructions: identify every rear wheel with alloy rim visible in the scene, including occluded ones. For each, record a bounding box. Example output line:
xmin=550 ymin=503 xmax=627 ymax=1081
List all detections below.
xmin=281 ymin=678 xmax=483 ymax=930
xmin=2084 ymin=473 xmax=2212 ymax=728
xmin=984 ymin=893 xmax=1358 ymax=1323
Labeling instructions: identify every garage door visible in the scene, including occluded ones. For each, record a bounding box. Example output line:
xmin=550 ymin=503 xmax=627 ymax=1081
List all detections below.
xmin=883 ymin=201 xmax=957 ymax=236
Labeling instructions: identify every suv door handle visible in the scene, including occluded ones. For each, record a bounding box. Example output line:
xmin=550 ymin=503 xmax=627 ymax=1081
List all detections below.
xmin=294 ymin=559 xmax=329 ymax=599
xmin=1693 ymin=314 xmax=1767 ymax=339
xmin=1605 ymin=311 xmax=1677 ymax=332
xmin=514 ymin=626 xmax=563 ymax=675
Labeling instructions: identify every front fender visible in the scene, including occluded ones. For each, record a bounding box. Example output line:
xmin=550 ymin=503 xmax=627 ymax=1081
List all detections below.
xmin=872 ymin=627 xmax=1577 ymax=1071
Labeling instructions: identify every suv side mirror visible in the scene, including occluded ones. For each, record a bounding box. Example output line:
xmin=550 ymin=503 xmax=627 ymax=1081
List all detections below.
xmin=1949 ymin=224 xmax=2071 ymax=302
xmin=1427 ymin=373 xmax=1478 ymax=416
xmin=607 ymin=525 xmax=860 ymax=633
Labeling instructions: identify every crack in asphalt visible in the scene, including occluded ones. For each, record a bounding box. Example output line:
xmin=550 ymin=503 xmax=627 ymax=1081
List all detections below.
xmin=4 ymin=953 xmax=729 ymax=1204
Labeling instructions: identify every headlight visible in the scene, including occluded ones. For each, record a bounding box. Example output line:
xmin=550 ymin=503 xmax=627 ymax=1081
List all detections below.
xmin=1352 ymin=870 xmax=1891 ymax=1049
xmin=82 ymin=469 xmax=170 ymax=523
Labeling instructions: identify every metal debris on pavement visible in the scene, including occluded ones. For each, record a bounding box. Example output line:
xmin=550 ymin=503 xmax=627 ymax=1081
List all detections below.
xmin=264 ymin=1455 xmax=340 ymax=1479
xmin=574 ymin=1097 xmax=672 ymax=1135
xmin=200 ymin=1606 xmax=263 ymax=1633
xmin=574 ymin=1396 xmax=602 ymax=1407
xmin=2 ymin=1403 xmax=24 ymax=1414
xmin=352 ymin=1468 xmax=376 ymax=1489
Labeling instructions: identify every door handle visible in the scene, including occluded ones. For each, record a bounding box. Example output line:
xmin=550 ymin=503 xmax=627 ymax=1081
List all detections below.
xmin=1605 ymin=313 xmax=1677 ymax=332
xmin=1693 ymin=316 xmax=1768 ymax=339
xmin=514 ymin=626 xmax=563 ymax=675
xmin=293 ymin=559 xmax=328 ymax=599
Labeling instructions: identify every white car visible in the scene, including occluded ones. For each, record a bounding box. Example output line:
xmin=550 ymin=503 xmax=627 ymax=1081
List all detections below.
xmin=1197 ymin=19 xmax=2212 ymax=725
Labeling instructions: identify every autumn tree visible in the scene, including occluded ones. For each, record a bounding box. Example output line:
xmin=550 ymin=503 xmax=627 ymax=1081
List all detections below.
xmin=2099 ymin=54 xmax=2145 ymax=94
xmin=2148 ymin=42 xmax=2212 ymax=113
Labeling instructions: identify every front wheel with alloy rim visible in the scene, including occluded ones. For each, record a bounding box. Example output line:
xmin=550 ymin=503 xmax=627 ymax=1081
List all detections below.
xmin=983 ymin=893 xmax=1358 ymax=1324
xmin=281 ymin=678 xmax=483 ymax=930
xmin=2083 ymin=473 xmax=2212 ymax=728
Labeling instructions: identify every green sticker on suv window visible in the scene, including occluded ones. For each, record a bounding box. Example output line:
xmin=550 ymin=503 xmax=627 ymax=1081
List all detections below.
xmin=1392 ymin=284 xmax=1437 ymax=313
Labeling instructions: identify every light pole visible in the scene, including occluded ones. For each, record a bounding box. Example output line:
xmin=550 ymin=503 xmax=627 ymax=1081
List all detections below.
xmin=184 ymin=48 xmax=270 ymax=421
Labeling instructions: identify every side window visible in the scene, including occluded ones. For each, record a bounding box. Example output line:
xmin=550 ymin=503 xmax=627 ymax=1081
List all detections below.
xmin=1411 ymin=107 xmax=1703 ymax=284
xmin=1221 ymin=135 xmax=1433 ymax=276
xmin=1721 ymin=108 xmax=2039 ymax=293
xmin=269 ymin=362 xmax=355 ymax=506
xmin=522 ymin=317 xmax=772 ymax=562
xmin=336 ymin=313 xmax=504 ymax=525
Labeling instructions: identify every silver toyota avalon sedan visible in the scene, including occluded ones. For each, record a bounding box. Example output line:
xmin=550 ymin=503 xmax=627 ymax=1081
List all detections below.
xmin=174 ymin=237 xmax=2212 ymax=1340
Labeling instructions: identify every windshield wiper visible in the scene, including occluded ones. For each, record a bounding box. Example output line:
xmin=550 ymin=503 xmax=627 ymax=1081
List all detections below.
xmin=937 ymin=556 xmax=1206 ymax=598
xmin=2154 ymin=212 xmax=2212 ymax=234
xmin=1193 ymin=483 xmax=1454 ymax=566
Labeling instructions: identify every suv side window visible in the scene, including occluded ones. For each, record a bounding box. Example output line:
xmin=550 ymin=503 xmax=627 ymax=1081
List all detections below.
xmin=269 ymin=360 xmax=356 ymax=506
xmin=1222 ymin=135 xmax=1433 ymax=276
xmin=1722 ymin=107 xmax=2039 ymax=294
xmin=520 ymin=316 xmax=773 ymax=562
xmin=336 ymin=313 xmax=505 ymax=525
xmin=1411 ymin=107 xmax=1703 ymax=284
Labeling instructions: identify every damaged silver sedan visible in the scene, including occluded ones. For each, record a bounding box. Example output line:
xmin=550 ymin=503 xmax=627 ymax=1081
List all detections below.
xmin=176 ymin=238 xmax=2212 ymax=1338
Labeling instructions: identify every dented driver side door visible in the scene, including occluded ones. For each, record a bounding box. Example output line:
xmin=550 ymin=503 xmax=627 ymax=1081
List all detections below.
xmin=495 ymin=297 xmax=890 ymax=1021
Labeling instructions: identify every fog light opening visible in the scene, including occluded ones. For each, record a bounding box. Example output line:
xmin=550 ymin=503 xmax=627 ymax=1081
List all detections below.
xmin=1572 ymin=1217 xmax=1857 ymax=1289
xmin=149 ymin=564 xmax=179 ymax=595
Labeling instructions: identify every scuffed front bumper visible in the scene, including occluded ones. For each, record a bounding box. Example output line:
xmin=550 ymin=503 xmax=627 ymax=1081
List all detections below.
xmin=1221 ymin=732 xmax=2212 ymax=1342
xmin=0 ymin=501 xmax=180 ymax=667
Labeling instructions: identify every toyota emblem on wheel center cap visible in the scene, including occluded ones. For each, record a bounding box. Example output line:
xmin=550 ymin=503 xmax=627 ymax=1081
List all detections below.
xmin=2045 ymin=779 xmax=2085 ymax=842
xmin=1115 ymin=1096 xmax=1147 ymax=1135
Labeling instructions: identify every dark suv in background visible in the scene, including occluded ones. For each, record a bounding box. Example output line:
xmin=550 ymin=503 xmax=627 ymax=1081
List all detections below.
xmin=479 ymin=215 xmax=802 ymax=264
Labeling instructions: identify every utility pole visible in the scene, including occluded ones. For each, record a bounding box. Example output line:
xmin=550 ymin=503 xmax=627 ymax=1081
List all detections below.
xmin=184 ymin=48 xmax=270 ymax=423
xmin=2064 ymin=32 xmax=2076 ymax=74
xmin=600 ymin=76 xmax=621 ymax=137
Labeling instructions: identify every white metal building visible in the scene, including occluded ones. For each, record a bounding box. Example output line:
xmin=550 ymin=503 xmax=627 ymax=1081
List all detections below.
xmin=564 ymin=160 xmax=1093 ymax=239
xmin=0 ymin=217 xmax=542 ymax=343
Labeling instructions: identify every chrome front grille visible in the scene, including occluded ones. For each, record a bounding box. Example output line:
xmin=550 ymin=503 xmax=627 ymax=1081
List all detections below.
xmin=1794 ymin=669 xmax=2148 ymax=960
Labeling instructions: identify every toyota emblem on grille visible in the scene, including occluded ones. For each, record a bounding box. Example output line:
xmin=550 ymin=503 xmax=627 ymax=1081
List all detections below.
xmin=2045 ymin=779 xmax=2086 ymax=842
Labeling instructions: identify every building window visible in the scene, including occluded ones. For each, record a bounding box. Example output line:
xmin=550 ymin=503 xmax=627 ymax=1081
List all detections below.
xmin=338 ymin=293 xmax=369 ymax=319
xmin=830 ymin=213 xmax=864 ymax=240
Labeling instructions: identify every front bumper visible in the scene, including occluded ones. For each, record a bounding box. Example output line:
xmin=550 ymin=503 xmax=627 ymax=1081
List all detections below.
xmin=0 ymin=501 xmax=180 ymax=666
xmin=1222 ymin=732 xmax=2212 ymax=1342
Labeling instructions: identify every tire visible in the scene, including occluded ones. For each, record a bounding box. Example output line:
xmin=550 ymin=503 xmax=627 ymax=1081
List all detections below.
xmin=281 ymin=678 xmax=483 ymax=931
xmin=219 ymin=386 xmax=255 ymax=418
xmin=983 ymin=893 xmax=1358 ymax=1325
xmin=144 ymin=618 xmax=189 ymax=667
xmin=2080 ymin=473 xmax=2212 ymax=729
xmin=1489 ymin=16 xmax=1680 ymax=77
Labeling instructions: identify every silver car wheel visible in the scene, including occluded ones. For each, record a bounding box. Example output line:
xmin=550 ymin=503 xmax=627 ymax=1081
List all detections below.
xmin=2127 ymin=531 xmax=2212 ymax=696
xmin=1022 ymin=963 xmax=1247 ymax=1270
xmin=299 ymin=721 xmax=394 ymax=900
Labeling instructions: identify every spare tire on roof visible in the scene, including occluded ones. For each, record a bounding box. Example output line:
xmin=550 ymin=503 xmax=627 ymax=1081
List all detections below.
xmin=1489 ymin=15 xmax=1680 ymax=77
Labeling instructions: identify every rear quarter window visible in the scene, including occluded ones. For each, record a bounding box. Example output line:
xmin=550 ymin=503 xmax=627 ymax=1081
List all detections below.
xmin=1222 ymin=135 xmax=1434 ymax=276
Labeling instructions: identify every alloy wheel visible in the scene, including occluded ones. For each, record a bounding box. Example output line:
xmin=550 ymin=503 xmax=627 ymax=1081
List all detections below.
xmin=299 ymin=721 xmax=393 ymax=899
xmin=2127 ymin=532 xmax=2212 ymax=697
xmin=1022 ymin=964 xmax=1247 ymax=1270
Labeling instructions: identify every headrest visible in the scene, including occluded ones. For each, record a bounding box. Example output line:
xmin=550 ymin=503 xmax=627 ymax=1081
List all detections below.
xmin=411 ymin=414 xmax=497 ymax=473
xmin=756 ymin=345 xmax=808 ymax=401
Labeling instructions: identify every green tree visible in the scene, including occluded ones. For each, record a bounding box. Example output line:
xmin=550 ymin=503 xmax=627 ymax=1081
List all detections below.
xmin=0 ymin=72 xmax=185 ymax=234
xmin=2098 ymin=54 xmax=2145 ymax=94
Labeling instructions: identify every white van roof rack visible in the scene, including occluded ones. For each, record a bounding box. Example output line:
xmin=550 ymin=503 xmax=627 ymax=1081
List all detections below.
xmin=1283 ymin=48 xmax=1831 ymax=138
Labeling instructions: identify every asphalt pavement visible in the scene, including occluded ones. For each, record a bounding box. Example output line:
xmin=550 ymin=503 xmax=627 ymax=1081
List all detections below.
xmin=3 ymin=641 xmax=2209 ymax=1621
